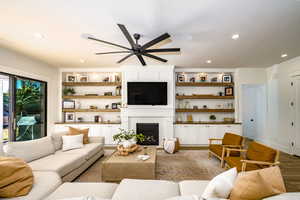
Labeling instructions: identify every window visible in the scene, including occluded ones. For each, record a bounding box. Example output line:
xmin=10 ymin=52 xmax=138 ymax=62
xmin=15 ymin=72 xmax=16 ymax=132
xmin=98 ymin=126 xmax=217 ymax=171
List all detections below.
xmin=0 ymin=72 xmax=47 ymax=142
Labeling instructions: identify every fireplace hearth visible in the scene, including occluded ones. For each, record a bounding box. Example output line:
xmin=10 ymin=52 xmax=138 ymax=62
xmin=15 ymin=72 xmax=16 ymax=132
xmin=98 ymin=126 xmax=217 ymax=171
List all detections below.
xmin=136 ymin=123 xmax=159 ymax=145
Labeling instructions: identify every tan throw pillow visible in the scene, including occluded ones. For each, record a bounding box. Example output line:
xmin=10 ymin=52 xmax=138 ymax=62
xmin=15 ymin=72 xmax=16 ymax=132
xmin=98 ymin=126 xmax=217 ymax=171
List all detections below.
xmin=68 ymin=127 xmax=89 ymax=144
xmin=230 ymin=166 xmax=286 ymax=200
xmin=0 ymin=157 xmax=34 ymax=198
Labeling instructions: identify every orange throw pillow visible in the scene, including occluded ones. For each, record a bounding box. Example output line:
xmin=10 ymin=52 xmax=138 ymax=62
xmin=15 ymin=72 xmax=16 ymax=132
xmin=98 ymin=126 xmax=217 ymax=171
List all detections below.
xmin=0 ymin=157 xmax=34 ymax=198
xmin=230 ymin=166 xmax=286 ymax=200
xmin=68 ymin=127 xmax=89 ymax=144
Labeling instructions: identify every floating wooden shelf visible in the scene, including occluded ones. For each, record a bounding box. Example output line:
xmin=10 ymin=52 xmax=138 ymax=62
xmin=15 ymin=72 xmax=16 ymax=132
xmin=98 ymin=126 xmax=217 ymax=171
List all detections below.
xmin=62 ymin=109 xmax=120 ymax=112
xmin=176 ymin=95 xmax=234 ymax=99
xmin=63 ymin=95 xmax=121 ymax=99
xmin=55 ymin=121 xmax=121 ymax=125
xmin=176 ymin=82 xmax=234 ymax=87
xmin=176 ymin=109 xmax=235 ymax=113
xmin=62 ymin=82 xmax=121 ymax=86
xmin=175 ymin=121 xmax=241 ymax=125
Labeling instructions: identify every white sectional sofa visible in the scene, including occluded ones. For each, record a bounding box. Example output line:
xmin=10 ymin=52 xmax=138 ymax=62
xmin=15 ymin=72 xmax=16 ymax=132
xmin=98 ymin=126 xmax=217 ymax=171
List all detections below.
xmin=3 ymin=132 xmax=105 ymax=200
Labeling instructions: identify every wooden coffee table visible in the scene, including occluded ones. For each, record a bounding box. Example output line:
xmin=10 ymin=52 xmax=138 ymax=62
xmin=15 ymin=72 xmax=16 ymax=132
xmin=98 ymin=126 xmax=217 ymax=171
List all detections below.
xmin=102 ymin=147 xmax=157 ymax=182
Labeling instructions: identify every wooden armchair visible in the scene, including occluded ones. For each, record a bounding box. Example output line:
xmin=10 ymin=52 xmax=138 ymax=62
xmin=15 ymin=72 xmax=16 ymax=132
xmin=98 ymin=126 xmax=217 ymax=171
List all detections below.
xmin=224 ymin=141 xmax=280 ymax=172
xmin=208 ymin=132 xmax=244 ymax=167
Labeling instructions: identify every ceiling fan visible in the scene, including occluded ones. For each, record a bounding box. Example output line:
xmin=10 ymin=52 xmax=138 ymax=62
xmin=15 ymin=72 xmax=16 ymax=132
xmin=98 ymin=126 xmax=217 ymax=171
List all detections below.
xmin=83 ymin=24 xmax=180 ymax=66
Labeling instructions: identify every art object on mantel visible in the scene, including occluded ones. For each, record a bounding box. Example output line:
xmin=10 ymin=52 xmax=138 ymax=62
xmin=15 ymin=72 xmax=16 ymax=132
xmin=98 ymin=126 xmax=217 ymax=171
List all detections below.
xmin=199 ymin=74 xmax=207 ymax=82
xmin=203 ymin=105 xmax=208 ymax=109
xmin=77 ymin=117 xmax=84 ymax=123
xmin=62 ymin=100 xmax=75 ymax=109
xmin=112 ymin=103 xmax=118 ymax=109
xmin=115 ymin=86 xmax=121 ymax=96
xmin=193 ymin=105 xmax=198 ymax=110
xmin=85 ymin=93 xmax=98 ymax=96
xmin=103 ymin=77 xmax=109 ymax=82
xmin=65 ymin=112 xmax=75 ymax=123
xmin=189 ymin=77 xmax=195 ymax=82
xmin=105 ymin=104 xmax=110 ymax=109
xmin=104 ymin=92 xmax=113 ymax=96
xmin=94 ymin=115 xmax=102 ymax=123
xmin=218 ymin=91 xmax=223 ymax=96
xmin=177 ymin=74 xmax=185 ymax=82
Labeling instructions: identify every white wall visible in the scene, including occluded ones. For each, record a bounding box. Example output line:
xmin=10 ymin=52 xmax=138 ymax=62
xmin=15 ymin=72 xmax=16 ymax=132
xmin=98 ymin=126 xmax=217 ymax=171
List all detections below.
xmin=0 ymin=47 xmax=60 ymax=137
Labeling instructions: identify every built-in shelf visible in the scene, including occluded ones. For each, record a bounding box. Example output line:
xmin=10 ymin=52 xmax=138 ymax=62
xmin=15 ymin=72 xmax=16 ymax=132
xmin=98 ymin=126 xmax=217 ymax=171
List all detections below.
xmin=176 ymin=82 xmax=234 ymax=87
xmin=175 ymin=121 xmax=241 ymax=125
xmin=62 ymin=95 xmax=121 ymax=99
xmin=62 ymin=109 xmax=120 ymax=112
xmin=62 ymin=82 xmax=121 ymax=87
xmin=55 ymin=121 xmax=121 ymax=125
xmin=176 ymin=109 xmax=235 ymax=113
xmin=176 ymin=95 xmax=234 ymax=99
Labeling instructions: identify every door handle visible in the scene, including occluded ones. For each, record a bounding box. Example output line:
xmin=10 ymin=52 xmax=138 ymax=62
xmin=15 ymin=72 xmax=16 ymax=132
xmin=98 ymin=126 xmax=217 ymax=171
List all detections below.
xmin=250 ymin=119 xmax=254 ymax=122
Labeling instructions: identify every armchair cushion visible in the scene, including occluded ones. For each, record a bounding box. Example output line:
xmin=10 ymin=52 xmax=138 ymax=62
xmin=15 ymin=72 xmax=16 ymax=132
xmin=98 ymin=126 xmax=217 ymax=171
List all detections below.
xmin=246 ymin=142 xmax=277 ymax=163
xmin=224 ymin=157 xmax=261 ymax=172
xmin=222 ymin=133 xmax=243 ymax=146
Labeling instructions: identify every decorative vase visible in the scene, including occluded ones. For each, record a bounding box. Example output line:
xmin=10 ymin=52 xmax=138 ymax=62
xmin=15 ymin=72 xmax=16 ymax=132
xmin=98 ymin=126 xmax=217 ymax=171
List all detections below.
xmin=122 ymin=140 xmax=133 ymax=148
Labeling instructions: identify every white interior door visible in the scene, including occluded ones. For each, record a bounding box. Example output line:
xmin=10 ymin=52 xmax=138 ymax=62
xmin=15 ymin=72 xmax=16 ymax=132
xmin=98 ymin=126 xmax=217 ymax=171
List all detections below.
xmin=241 ymin=84 xmax=267 ymax=140
xmin=293 ymin=77 xmax=300 ymax=156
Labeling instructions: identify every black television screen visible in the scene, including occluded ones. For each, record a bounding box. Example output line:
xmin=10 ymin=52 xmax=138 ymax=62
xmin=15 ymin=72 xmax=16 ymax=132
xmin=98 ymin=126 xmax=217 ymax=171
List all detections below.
xmin=127 ymin=82 xmax=167 ymax=105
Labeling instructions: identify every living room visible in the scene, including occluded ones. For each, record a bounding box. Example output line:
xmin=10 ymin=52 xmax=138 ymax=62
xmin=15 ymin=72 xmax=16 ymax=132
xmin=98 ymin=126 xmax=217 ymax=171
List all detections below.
xmin=0 ymin=1 xmax=300 ymax=200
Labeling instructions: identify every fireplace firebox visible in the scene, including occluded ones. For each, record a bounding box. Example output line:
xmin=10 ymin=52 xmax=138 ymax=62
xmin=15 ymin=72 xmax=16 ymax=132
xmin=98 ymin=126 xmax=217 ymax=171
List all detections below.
xmin=136 ymin=123 xmax=159 ymax=145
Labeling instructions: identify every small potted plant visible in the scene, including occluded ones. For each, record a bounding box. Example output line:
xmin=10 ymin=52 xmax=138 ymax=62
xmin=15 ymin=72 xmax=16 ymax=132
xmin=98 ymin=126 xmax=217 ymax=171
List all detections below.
xmin=113 ymin=128 xmax=147 ymax=148
xmin=209 ymin=114 xmax=217 ymax=121
xmin=63 ymin=88 xmax=75 ymax=96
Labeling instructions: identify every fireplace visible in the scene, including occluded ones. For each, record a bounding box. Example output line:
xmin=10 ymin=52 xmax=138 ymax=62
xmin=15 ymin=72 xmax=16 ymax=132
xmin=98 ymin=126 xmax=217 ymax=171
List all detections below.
xmin=136 ymin=123 xmax=159 ymax=145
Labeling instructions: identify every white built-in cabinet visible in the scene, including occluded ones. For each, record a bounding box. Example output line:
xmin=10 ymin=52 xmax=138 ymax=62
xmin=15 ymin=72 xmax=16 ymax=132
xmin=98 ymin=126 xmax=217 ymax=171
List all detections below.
xmin=174 ymin=124 xmax=242 ymax=145
xmin=54 ymin=124 xmax=121 ymax=145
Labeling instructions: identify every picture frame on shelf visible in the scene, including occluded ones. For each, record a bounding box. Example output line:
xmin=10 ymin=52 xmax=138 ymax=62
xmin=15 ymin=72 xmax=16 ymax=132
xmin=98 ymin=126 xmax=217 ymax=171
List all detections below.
xmin=222 ymin=74 xmax=232 ymax=83
xmin=79 ymin=75 xmax=89 ymax=82
xmin=66 ymin=74 xmax=76 ymax=82
xmin=225 ymin=86 xmax=234 ymax=96
xmin=112 ymin=103 xmax=118 ymax=109
xmin=177 ymin=74 xmax=185 ymax=82
xmin=62 ymin=100 xmax=75 ymax=109
xmin=65 ymin=112 xmax=75 ymax=122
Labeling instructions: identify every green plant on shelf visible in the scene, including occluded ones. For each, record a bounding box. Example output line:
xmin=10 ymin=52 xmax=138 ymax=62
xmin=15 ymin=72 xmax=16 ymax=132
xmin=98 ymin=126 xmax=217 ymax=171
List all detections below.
xmin=63 ymin=88 xmax=75 ymax=96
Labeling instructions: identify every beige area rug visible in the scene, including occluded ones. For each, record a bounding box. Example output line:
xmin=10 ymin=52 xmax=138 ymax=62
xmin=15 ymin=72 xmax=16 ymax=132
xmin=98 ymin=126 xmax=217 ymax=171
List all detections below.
xmin=75 ymin=150 xmax=225 ymax=182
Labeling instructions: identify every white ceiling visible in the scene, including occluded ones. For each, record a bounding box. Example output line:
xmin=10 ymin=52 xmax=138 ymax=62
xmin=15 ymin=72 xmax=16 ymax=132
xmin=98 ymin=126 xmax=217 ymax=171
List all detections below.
xmin=0 ymin=0 xmax=300 ymax=68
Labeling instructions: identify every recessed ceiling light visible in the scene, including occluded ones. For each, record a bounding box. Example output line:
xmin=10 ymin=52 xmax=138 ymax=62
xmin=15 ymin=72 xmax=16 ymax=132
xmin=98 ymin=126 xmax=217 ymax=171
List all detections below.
xmin=281 ymin=54 xmax=288 ymax=58
xmin=232 ymin=34 xmax=239 ymax=40
xmin=206 ymin=60 xmax=212 ymax=64
xmin=33 ymin=33 xmax=44 ymax=39
xmin=79 ymin=59 xmax=85 ymax=63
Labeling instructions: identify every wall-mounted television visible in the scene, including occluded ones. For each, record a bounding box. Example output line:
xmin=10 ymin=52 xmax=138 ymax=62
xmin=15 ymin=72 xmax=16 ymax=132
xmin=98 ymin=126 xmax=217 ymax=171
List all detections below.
xmin=127 ymin=82 xmax=167 ymax=105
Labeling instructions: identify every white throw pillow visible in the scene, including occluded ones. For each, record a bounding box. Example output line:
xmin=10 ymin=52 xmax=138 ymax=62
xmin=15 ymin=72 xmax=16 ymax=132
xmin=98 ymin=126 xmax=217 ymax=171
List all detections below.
xmin=62 ymin=134 xmax=84 ymax=151
xmin=201 ymin=168 xmax=237 ymax=199
xmin=58 ymin=196 xmax=110 ymax=200
xmin=165 ymin=195 xmax=199 ymax=200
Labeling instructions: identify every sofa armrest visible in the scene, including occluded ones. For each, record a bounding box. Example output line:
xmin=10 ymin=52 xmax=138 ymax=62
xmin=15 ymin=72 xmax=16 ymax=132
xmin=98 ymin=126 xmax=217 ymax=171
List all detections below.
xmin=89 ymin=136 xmax=105 ymax=144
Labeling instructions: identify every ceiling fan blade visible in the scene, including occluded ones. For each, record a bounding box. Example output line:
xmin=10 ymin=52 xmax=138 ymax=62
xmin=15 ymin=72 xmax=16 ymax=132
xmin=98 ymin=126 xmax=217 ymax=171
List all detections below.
xmin=117 ymin=53 xmax=134 ymax=63
xmin=145 ymin=48 xmax=180 ymax=53
xmin=95 ymin=51 xmax=131 ymax=55
xmin=137 ymin=55 xmax=146 ymax=66
xmin=142 ymin=33 xmax=170 ymax=49
xmin=87 ymin=36 xmax=131 ymax=50
xmin=142 ymin=53 xmax=167 ymax=63
xmin=117 ymin=24 xmax=135 ymax=48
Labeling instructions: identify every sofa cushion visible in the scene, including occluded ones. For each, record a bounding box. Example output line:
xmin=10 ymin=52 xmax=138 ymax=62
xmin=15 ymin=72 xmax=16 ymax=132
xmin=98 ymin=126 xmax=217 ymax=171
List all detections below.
xmin=51 ymin=131 xmax=68 ymax=151
xmin=29 ymin=153 xmax=86 ymax=177
xmin=112 ymin=179 xmax=180 ymax=200
xmin=224 ymin=157 xmax=261 ymax=172
xmin=222 ymin=133 xmax=243 ymax=146
xmin=246 ymin=142 xmax=277 ymax=163
xmin=7 ymin=171 xmax=61 ymax=200
xmin=4 ymin=137 xmax=55 ymax=162
xmin=55 ymin=143 xmax=103 ymax=160
xmin=69 ymin=127 xmax=90 ymax=144
xmin=179 ymin=180 xmax=209 ymax=196
xmin=45 ymin=183 xmax=118 ymax=200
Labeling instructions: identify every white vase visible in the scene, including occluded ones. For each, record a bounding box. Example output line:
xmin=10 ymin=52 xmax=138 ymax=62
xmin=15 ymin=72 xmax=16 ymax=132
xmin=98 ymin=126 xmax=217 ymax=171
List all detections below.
xmin=122 ymin=140 xmax=133 ymax=148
